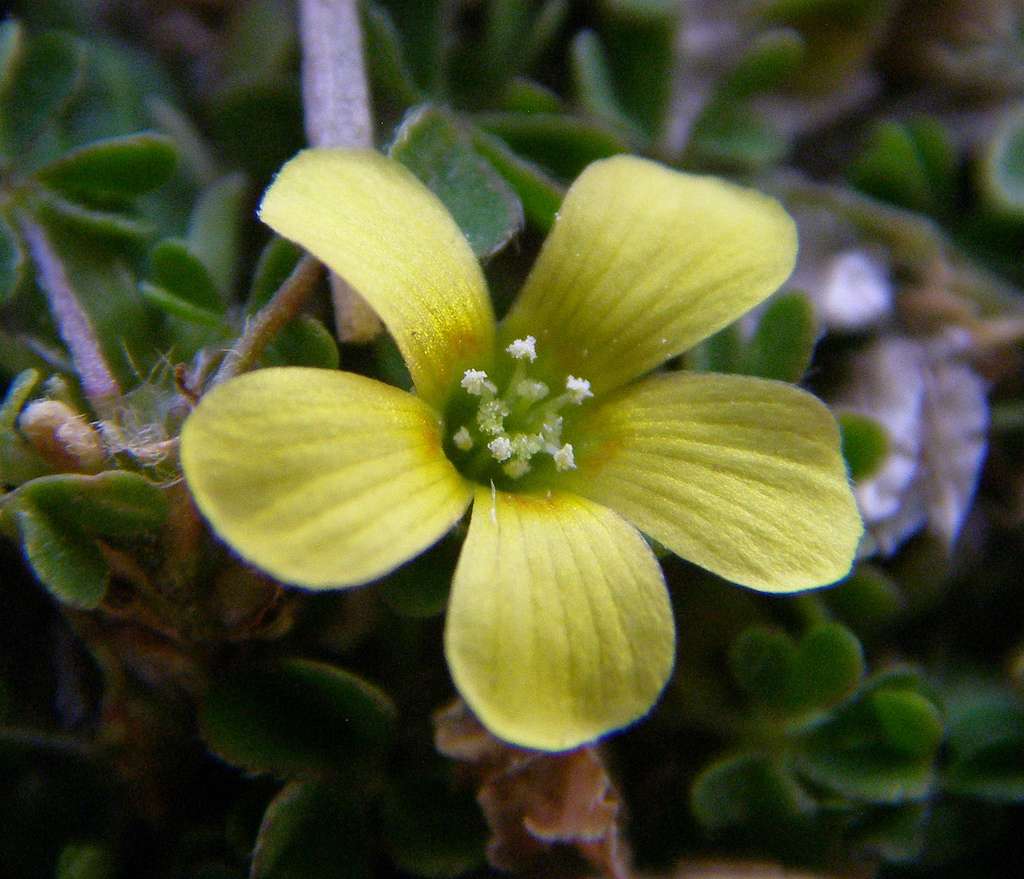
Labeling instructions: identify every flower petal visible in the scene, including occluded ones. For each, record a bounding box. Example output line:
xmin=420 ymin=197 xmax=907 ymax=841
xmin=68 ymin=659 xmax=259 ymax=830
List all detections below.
xmin=181 ymin=368 xmax=472 ymax=588
xmin=445 ymin=487 xmax=674 ymax=751
xmin=259 ymin=150 xmax=495 ymax=407
xmin=557 ymin=372 xmax=862 ymax=591
xmin=500 ymin=156 xmax=797 ymax=394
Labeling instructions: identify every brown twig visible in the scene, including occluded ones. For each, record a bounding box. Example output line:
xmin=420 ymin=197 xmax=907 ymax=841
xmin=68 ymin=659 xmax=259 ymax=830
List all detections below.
xmin=211 ymin=254 xmax=323 ymax=386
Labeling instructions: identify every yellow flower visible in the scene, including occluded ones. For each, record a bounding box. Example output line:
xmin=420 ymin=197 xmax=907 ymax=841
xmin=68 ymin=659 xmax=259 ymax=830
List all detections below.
xmin=181 ymin=150 xmax=862 ymax=751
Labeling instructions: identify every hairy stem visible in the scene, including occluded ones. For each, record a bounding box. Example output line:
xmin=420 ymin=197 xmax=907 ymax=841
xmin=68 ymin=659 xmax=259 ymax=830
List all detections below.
xmin=298 ymin=0 xmax=383 ymax=343
xmin=19 ymin=215 xmax=121 ymax=416
xmin=212 ymin=254 xmax=322 ymax=386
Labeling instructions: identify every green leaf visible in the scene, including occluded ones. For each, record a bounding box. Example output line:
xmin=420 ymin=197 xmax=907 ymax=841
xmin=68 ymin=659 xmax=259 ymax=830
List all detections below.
xmin=570 ymin=30 xmax=641 ymax=138
xmin=187 ymin=173 xmax=248 ymax=297
xmin=149 ymin=238 xmax=225 ymax=314
xmin=688 ymin=104 xmax=788 ymax=171
xmin=139 ymin=282 xmax=225 ymax=328
xmin=0 ymin=369 xmax=50 ymax=486
xmin=691 ymin=752 xmax=810 ymax=831
xmin=16 ymin=502 xmax=108 ymax=608
xmin=475 ymin=112 xmax=629 ymax=180
xmin=943 ymin=684 xmax=1024 ymax=800
xmin=729 ymin=625 xmax=797 ymax=709
xmin=824 ymin=564 xmax=904 ymax=631
xmin=501 ymin=78 xmax=562 ymax=114
xmin=252 ymin=781 xmax=369 ymax=879
xmin=796 ymin=671 xmax=942 ymax=803
xmin=848 ymin=119 xmax=953 ymax=215
xmin=0 ymin=30 xmax=85 ymax=158
xmin=599 ymin=0 xmax=678 ymax=137
xmin=716 ymin=29 xmax=804 ymax=101
xmin=200 ymin=658 xmax=396 ymax=777
xmin=247 ymin=237 xmax=303 ymax=313
xmin=19 ymin=470 xmax=169 ymax=537
xmin=469 ymin=127 xmax=564 ymax=231
xmin=872 ymin=690 xmax=943 ymax=759
xmin=839 ymin=412 xmax=889 ymax=481
xmin=35 ymin=132 xmax=178 ymax=201
xmin=790 ymin=622 xmax=865 ymax=712
xmin=741 ymin=291 xmax=816 ymax=382
xmin=33 ymin=191 xmax=155 ymax=245
xmin=853 ymin=803 xmax=928 ymax=863
xmin=0 ymin=210 xmax=26 ymax=304
xmin=390 ymin=105 xmax=523 ymax=259
xmin=687 ymin=323 xmax=743 ymax=374
xmin=261 ymin=316 xmax=341 ymax=370
xmin=361 ymin=2 xmax=422 ymax=107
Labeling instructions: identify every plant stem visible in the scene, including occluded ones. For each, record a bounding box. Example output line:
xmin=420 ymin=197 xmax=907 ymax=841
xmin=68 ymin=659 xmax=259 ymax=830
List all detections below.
xmin=298 ymin=0 xmax=383 ymax=343
xmin=211 ymin=254 xmax=322 ymax=386
xmin=19 ymin=215 xmax=121 ymax=417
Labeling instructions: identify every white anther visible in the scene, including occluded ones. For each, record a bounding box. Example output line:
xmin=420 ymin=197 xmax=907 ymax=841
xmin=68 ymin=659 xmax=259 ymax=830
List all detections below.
xmin=506 ymin=336 xmax=537 ymax=362
xmin=488 ymin=436 xmax=513 ymax=462
xmin=553 ymin=443 xmax=576 ymax=472
xmin=504 ymin=459 xmax=532 ymax=479
xmin=477 ymin=399 xmax=509 ymax=435
xmin=565 ymin=375 xmax=593 ymax=404
xmin=516 ymin=379 xmax=549 ymax=402
xmin=453 ymin=426 xmax=474 ymax=451
xmin=461 ymin=369 xmax=496 ymax=396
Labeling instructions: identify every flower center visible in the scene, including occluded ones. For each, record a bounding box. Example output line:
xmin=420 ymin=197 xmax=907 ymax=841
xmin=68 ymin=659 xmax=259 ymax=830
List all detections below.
xmin=444 ymin=336 xmax=592 ymax=485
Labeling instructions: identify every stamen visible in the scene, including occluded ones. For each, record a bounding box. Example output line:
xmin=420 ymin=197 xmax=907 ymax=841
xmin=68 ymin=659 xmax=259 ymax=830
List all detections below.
xmin=477 ymin=399 xmax=509 ymax=435
xmin=553 ymin=443 xmax=576 ymax=471
xmin=565 ymin=375 xmax=593 ymax=404
xmin=506 ymin=336 xmax=537 ymax=362
xmin=510 ymin=433 xmax=543 ymax=458
xmin=504 ymin=459 xmax=532 ymax=479
xmin=516 ymin=379 xmax=549 ymax=402
xmin=488 ymin=436 xmax=513 ymax=462
xmin=461 ymin=369 xmax=496 ymax=396
xmin=453 ymin=426 xmax=474 ymax=451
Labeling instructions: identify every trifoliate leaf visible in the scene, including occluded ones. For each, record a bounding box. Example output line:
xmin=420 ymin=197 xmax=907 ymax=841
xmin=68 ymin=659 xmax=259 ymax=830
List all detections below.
xmin=390 ymin=105 xmax=524 ymax=259
xmin=260 ymin=315 xmax=340 ymax=370
xmin=199 ymin=658 xmax=396 ymax=777
xmin=252 ymin=781 xmax=369 ymax=879
xmin=691 ymin=752 xmax=810 ymax=831
xmin=729 ymin=625 xmax=797 ymax=709
xmin=33 ymin=191 xmax=155 ymax=245
xmin=35 ymin=133 xmax=178 ymax=202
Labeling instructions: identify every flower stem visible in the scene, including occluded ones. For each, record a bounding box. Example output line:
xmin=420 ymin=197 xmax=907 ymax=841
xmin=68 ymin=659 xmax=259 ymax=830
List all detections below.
xmin=211 ymin=254 xmax=322 ymax=386
xmin=298 ymin=0 xmax=382 ymax=343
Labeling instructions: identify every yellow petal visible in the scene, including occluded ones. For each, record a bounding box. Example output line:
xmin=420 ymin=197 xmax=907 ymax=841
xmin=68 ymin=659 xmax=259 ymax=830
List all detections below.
xmin=557 ymin=372 xmax=862 ymax=591
xmin=500 ymin=156 xmax=797 ymax=395
xmin=445 ymin=487 xmax=674 ymax=751
xmin=259 ymin=150 xmax=495 ymax=407
xmin=180 ymin=368 xmax=472 ymax=588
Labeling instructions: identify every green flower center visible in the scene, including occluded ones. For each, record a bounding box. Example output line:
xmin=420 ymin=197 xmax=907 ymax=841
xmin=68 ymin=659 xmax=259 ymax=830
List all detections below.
xmin=443 ymin=336 xmax=592 ymax=486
